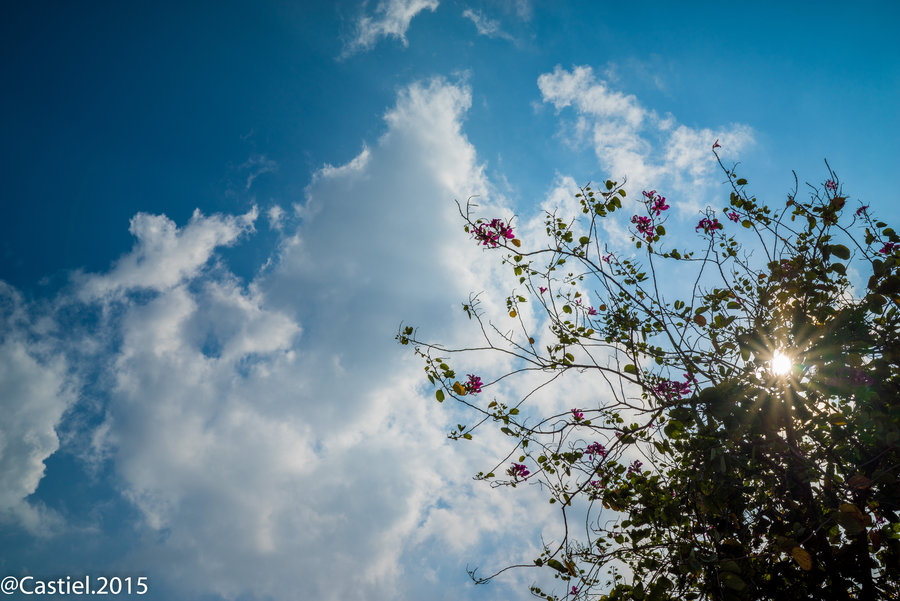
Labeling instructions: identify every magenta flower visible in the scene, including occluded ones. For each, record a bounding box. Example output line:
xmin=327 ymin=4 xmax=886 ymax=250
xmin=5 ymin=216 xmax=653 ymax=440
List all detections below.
xmin=590 ymin=479 xmax=603 ymax=488
xmin=509 ymin=462 xmax=530 ymax=479
xmin=825 ymin=179 xmax=837 ymax=191
xmin=571 ymin=408 xmax=584 ymax=421
xmin=588 ymin=306 xmax=598 ymax=316
xmin=652 ymin=197 xmax=669 ymax=216
xmin=880 ymin=242 xmax=899 ymax=254
xmin=465 ymin=374 xmax=483 ymax=394
xmin=571 ymin=585 xmax=579 ymax=595
xmin=631 ymin=215 xmax=654 ymax=241
xmin=727 ymin=211 xmax=740 ymax=222
xmin=539 ymin=286 xmax=548 ymax=294
xmin=585 ymin=442 xmax=607 ymax=458
xmin=856 ymin=205 xmax=869 ymax=217
xmin=654 ymin=378 xmax=692 ymax=402
xmin=712 ymin=139 xmax=721 ymax=149
xmin=473 ymin=218 xmax=514 ymax=248
xmin=603 ymin=253 xmax=613 ymax=263
xmin=696 ymin=217 xmax=723 ymax=234
xmin=627 ymin=460 xmax=643 ymax=477
xmin=643 ymin=190 xmax=669 ymax=216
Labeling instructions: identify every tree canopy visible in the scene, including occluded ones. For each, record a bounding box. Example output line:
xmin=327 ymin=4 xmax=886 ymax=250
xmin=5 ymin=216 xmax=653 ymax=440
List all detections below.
xmin=398 ymin=152 xmax=900 ymax=601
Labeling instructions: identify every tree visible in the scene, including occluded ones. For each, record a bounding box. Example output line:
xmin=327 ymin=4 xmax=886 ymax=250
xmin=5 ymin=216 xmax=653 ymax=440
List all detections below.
xmin=397 ymin=152 xmax=900 ymax=601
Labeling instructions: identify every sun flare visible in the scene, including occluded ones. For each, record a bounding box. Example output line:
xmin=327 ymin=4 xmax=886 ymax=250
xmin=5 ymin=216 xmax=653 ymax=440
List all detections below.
xmin=770 ymin=351 xmax=792 ymax=376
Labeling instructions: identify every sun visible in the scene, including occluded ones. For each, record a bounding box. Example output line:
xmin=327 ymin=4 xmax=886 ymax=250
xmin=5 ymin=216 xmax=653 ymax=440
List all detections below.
xmin=770 ymin=351 xmax=792 ymax=376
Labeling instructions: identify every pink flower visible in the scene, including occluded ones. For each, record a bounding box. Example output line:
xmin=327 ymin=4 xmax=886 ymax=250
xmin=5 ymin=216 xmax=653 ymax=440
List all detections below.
xmin=651 ymin=197 xmax=669 ymax=216
xmin=571 ymin=408 xmax=584 ymax=421
xmin=712 ymin=139 xmax=721 ymax=149
xmin=590 ymin=479 xmax=603 ymax=488
xmin=825 ymin=179 xmax=837 ymax=191
xmin=571 ymin=586 xmax=579 ymax=595
xmin=643 ymin=190 xmax=669 ymax=216
xmin=631 ymin=215 xmax=654 ymax=241
xmin=627 ymin=460 xmax=643 ymax=477
xmin=603 ymin=253 xmax=613 ymax=263
xmin=654 ymin=378 xmax=692 ymax=402
xmin=539 ymin=286 xmax=548 ymax=294
xmin=585 ymin=442 xmax=607 ymax=458
xmin=696 ymin=217 xmax=723 ymax=234
xmin=509 ymin=462 xmax=530 ymax=479
xmin=727 ymin=211 xmax=739 ymax=222
xmin=473 ymin=219 xmax=514 ymax=248
xmin=856 ymin=205 xmax=869 ymax=217
xmin=588 ymin=306 xmax=598 ymax=316
xmin=465 ymin=374 xmax=483 ymax=394
xmin=880 ymin=242 xmax=899 ymax=254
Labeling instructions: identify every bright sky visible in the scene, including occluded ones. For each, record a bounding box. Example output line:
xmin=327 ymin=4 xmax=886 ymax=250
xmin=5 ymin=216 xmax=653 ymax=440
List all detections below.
xmin=1 ymin=1 xmax=898 ymax=600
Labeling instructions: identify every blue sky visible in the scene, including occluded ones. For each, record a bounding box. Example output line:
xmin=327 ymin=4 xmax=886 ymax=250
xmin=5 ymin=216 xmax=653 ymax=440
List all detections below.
xmin=1 ymin=1 xmax=898 ymax=600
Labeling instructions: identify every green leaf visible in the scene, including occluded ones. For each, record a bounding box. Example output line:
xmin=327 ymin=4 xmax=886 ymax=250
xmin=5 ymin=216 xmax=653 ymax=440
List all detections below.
xmin=829 ymin=244 xmax=851 ymax=260
xmin=736 ymin=178 xmax=748 ymax=186
xmin=624 ymin=364 xmax=638 ymax=375
xmin=741 ymin=220 xmax=752 ymax=228
xmin=546 ymin=558 xmax=569 ymax=573
xmin=563 ymin=305 xmax=572 ymax=314
xmin=579 ymin=236 xmax=590 ymax=246
xmin=435 ymin=389 xmax=445 ymax=402
xmin=722 ymin=573 xmax=746 ymax=592
xmin=664 ymin=420 xmax=684 ymax=439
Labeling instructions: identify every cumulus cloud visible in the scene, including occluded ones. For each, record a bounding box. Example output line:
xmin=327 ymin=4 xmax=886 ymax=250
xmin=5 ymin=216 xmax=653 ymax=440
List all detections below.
xmin=0 ymin=284 xmax=74 ymax=535
xmin=76 ymin=208 xmax=257 ymax=301
xmin=342 ymin=0 xmax=439 ymax=58
xmin=54 ymin=76 xmax=545 ymax=601
xmin=538 ymin=65 xmax=754 ymax=213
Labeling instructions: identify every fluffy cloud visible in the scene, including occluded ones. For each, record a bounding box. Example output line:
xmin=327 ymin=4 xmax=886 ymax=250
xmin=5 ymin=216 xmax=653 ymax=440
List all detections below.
xmin=539 ymin=65 xmax=754 ymax=213
xmin=76 ymin=208 xmax=257 ymax=302
xmin=0 ymin=284 xmax=73 ymax=535
xmin=61 ymin=77 xmax=541 ymax=601
xmin=342 ymin=0 xmax=439 ymax=57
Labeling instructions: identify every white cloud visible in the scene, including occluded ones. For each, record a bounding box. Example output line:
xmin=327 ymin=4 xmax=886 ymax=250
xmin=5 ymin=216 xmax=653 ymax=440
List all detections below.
xmin=266 ymin=204 xmax=285 ymax=230
xmin=342 ymin=0 xmax=439 ymax=58
xmin=57 ymin=76 xmax=544 ymax=601
xmin=0 ymin=284 xmax=74 ymax=536
xmin=76 ymin=208 xmax=257 ymax=301
xmin=462 ymin=8 xmax=513 ymax=41
xmin=538 ymin=65 xmax=754 ymax=214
